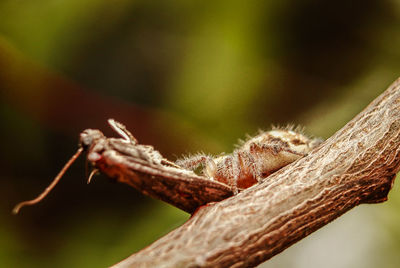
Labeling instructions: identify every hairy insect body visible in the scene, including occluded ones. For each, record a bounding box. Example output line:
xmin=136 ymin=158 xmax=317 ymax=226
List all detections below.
xmin=177 ymin=129 xmax=322 ymax=191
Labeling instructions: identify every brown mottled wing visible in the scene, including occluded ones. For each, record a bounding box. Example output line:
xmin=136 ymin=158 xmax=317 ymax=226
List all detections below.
xmin=93 ymin=139 xmax=234 ymax=214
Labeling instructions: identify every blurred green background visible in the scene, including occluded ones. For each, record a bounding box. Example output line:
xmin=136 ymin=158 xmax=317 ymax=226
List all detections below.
xmin=1 ymin=0 xmax=400 ymax=267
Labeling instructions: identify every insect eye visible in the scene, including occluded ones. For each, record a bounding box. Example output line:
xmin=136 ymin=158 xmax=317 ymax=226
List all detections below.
xmin=80 ymin=131 xmax=92 ymax=148
xmin=80 ymin=129 xmax=104 ymax=149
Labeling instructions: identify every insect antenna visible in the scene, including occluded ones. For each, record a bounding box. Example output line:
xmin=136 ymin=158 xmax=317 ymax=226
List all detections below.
xmin=12 ymin=147 xmax=84 ymax=214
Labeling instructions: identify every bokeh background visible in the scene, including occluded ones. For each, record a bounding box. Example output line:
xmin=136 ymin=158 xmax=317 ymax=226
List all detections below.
xmin=1 ymin=1 xmax=400 ymax=267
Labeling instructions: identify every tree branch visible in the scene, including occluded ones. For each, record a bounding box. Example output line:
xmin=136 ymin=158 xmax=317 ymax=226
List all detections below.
xmin=112 ymin=78 xmax=400 ymax=268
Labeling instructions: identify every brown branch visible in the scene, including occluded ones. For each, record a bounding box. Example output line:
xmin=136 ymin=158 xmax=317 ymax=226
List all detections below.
xmin=111 ymin=78 xmax=400 ymax=268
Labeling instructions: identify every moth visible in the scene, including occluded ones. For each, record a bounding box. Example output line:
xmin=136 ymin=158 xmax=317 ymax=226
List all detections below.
xmin=13 ymin=119 xmax=322 ymax=214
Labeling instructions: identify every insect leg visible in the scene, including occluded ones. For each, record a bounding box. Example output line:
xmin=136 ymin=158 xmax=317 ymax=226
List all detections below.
xmin=175 ymin=154 xmax=212 ymax=171
xmin=230 ymin=152 xmax=241 ymax=194
xmin=108 ymin=119 xmax=138 ymax=144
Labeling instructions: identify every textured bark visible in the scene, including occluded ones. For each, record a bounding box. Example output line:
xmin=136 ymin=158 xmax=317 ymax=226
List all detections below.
xmin=112 ymin=78 xmax=400 ymax=268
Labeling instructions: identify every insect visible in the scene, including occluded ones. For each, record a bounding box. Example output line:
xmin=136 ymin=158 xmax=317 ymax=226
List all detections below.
xmin=13 ymin=120 xmax=322 ymax=214
xmin=176 ymin=128 xmax=323 ymax=193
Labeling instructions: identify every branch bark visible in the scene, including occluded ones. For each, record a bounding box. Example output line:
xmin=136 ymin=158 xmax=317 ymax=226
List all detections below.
xmin=112 ymin=78 xmax=400 ymax=268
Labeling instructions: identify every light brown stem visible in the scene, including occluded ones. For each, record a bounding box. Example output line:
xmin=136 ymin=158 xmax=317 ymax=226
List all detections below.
xmin=113 ymin=78 xmax=400 ymax=268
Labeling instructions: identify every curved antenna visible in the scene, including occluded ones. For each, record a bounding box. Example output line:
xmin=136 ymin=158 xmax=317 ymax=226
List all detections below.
xmin=12 ymin=147 xmax=84 ymax=214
